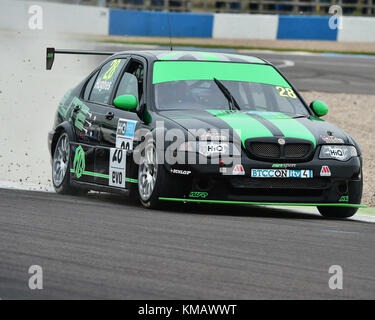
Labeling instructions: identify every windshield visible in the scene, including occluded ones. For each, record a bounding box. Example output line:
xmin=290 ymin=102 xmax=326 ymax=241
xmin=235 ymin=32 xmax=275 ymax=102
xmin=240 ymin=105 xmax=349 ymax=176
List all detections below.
xmin=153 ymin=61 xmax=309 ymax=116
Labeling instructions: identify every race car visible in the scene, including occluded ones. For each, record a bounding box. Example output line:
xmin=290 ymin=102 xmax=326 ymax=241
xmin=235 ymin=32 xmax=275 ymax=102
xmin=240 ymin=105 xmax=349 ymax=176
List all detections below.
xmin=47 ymin=48 xmax=364 ymax=218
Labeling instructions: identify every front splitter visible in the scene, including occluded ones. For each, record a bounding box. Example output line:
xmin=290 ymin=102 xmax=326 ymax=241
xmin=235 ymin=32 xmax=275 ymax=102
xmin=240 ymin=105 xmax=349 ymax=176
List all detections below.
xmin=159 ymin=197 xmax=367 ymax=208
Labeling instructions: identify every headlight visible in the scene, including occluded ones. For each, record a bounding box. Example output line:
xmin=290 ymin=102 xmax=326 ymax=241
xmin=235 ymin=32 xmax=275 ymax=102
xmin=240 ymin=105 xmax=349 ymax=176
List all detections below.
xmin=319 ymin=145 xmax=357 ymax=161
xmin=178 ymin=141 xmax=240 ymax=157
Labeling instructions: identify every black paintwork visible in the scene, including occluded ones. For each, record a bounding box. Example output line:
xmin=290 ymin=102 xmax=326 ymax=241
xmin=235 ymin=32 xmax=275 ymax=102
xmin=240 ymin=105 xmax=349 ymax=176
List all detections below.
xmin=48 ymin=50 xmax=362 ymax=205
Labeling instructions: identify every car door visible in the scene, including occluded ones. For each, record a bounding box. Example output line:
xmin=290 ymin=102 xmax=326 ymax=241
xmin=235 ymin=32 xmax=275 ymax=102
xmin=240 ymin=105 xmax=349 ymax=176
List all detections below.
xmin=95 ymin=56 xmax=147 ymax=190
xmin=76 ymin=57 xmax=128 ymax=187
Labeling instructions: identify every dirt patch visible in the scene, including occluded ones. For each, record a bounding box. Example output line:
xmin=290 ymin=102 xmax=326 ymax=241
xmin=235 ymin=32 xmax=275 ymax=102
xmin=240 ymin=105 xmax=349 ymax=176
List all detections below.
xmin=301 ymin=91 xmax=375 ymax=207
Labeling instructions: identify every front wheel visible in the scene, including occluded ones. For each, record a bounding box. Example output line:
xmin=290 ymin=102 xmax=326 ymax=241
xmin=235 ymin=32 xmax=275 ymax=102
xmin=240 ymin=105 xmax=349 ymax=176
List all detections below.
xmin=138 ymin=142 xmax=179 ymax=209
xmin=317 ymin=175 xmax=363 ymax=218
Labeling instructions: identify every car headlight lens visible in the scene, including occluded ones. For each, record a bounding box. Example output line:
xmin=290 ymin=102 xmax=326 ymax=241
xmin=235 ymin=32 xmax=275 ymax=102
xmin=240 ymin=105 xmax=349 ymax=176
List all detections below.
xmin=319 ymin=145 xmax=357 ymax=161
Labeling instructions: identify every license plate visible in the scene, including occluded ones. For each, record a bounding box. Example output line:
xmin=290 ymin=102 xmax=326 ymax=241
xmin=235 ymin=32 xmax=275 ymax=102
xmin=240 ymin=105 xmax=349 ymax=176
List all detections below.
xmin=251 ymin=169 xmax=313 ymax=178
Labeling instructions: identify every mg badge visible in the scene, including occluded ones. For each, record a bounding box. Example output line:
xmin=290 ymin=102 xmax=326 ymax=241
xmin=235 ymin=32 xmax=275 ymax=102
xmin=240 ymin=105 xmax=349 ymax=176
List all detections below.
xmin=278 ymin=138 xmax=286 ymax=145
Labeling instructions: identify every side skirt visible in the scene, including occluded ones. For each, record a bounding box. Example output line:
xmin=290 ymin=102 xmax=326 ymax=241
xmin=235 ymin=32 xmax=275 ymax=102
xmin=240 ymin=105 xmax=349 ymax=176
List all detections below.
xmin=71 ymin=180 xmax=130 ymax=196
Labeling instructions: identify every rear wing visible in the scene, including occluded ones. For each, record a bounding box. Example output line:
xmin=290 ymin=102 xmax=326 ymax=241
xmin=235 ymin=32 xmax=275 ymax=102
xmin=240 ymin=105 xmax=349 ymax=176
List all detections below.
xmin=46 ymin=47 xmax=115 ymax=70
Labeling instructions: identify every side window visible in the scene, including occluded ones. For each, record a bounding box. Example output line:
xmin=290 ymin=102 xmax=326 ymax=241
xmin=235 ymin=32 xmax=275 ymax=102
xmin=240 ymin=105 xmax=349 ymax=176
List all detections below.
xmin=83 ymin=70 xmax=99 ymax=101
xmin=90 ymin=58 xmax=126 ymax=104
xmin=116 ymin=73 xmax=139 ymax=101
xmin=115 ymin=60 xmax=144 ymax=105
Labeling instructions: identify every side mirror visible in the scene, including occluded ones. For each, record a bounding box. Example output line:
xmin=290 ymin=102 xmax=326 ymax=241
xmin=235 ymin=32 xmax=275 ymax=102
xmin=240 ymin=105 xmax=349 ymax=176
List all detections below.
xmin=310 ymin=100 xmax=328 ymax=117
xmin=114 ymin=94 xmax=138 ymax=110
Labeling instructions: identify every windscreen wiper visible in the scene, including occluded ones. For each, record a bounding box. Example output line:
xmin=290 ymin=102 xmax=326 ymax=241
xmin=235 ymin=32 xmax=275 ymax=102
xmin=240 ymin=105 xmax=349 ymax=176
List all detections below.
xmin=213 ymin=78 xmax=240 ymax=111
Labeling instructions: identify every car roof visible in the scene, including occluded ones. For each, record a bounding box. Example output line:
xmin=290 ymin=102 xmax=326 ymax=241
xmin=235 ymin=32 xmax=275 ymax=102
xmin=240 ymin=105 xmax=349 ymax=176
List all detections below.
xmin=115 ymin=50 xmax=267 ymax=65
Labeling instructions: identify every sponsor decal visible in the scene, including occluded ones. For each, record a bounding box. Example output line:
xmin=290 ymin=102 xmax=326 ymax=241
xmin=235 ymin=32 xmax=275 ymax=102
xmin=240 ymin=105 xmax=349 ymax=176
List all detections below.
xmin=198 ymin=142 xmax=229 ymax=156
xmin=272 ymin=163 xmax=296 ymax=168
xmin=170 ymin=169 xmax=191 ymax=175
xmin=232 ymin=164 xmax=245 ymax=175
xmin=109 ymin=148 xmax=126 ymax=188
xmin=72 ymin=146 xmax=85 ymax=179
xmin=109 ymin=118 xmax=137 ymax=188
xmin=94 ymin=79 xmax=112 ymax=92
xmin=116 ymin=118 xmax=137 ymax=150
xmin=321 ymin=136 xmax=345 ymax=144
xmin=67 ymin=97 xmax=96 ymax=135
xmin=251 ymin=169 xmax=313 ymax=178
xmin=339 ymin=195 xmax=349 ymax=202
xmin=189 ymin=192 xmax=208 ymax=198
xmin=320 ymin=165 xmax=331 ymax=177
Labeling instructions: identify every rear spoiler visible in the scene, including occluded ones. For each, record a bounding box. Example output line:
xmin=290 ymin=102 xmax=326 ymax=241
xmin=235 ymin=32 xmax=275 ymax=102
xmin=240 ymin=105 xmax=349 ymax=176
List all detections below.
xmin=46 ymin=47 xmax=115 ymax=70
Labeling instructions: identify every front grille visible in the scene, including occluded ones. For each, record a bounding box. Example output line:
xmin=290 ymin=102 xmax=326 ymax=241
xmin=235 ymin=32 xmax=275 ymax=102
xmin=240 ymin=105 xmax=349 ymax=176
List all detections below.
xmin=231 ymin=178 xmax=328 ymax=190
xmin=251 ymin=142 xmax=280 ymax=158
xmin=284 ymin=144 xmax=311 ymax=158
xmin=245 ymin=138 xmax=314 ymax=162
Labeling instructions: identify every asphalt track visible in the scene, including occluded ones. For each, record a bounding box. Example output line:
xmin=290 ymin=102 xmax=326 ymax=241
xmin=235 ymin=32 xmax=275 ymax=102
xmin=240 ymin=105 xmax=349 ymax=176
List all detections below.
xmin=257 ymin=51 xmax=375 ymax=94
xmin=0 ymin=188 xmax=374 ymax=299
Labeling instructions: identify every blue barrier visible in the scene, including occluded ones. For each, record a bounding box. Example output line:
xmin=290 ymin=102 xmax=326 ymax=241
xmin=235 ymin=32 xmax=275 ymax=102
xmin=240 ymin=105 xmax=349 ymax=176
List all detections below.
xmin=109 ymin=9 xmax=214 ymax=38
xmin=277 ymin=15 xmax=338 ymax=41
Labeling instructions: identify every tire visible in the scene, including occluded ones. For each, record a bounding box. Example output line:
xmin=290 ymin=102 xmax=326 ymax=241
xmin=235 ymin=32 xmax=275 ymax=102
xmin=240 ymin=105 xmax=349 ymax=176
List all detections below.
xmin=52 ymin=132 xmax=87 ymax=196
xmin=318 ymin=174 xmax=363 ymax=219
xmin=137 ymin=142 xmax=174 ymax=209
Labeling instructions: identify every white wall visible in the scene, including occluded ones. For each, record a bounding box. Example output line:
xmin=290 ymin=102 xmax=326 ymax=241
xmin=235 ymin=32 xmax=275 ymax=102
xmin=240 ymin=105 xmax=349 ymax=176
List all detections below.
xmin=213 ymin=14 xmax=278 ymax=40
xmin=338 ymin=17 xmax=375 ymax=42
xmin=0 ymin=0 xmax=109 ymax=35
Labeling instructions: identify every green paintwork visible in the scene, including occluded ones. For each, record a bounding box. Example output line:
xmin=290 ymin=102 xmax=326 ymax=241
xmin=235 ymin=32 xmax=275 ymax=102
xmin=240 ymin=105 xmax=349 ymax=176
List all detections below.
xmin=70 ymin=169 xmax=138 ymax=183
xmin=208 ymin=110 xmax=316 ymax=147
xmin=189 ymin=191 xmax=209 ymax=198
xmin=311 ymin=100 xmax=328 ymax=117
xmin=207 ymin=110 xmax=273 ymax=145
xmin=226 ymin=53 xmax=264 ymax=63
xmin=258 ymin=112 xmax=317 ymax=147
xmin=339 ymin=195 xmax=349 ymax=202
xmin=72 ymin=146 xmax=85 ymax=178
xmin=114 ymin=94 xmax=138 ymax=110
xmin=153 ymin=61 xmax=290 ymax=87
xmin=158 ymin=197 xmax=367 ymax=208
xmin=195 ymin=52 xmax=221 ymax=61
xmin=159 ymin=52 xmax=180 ymax=60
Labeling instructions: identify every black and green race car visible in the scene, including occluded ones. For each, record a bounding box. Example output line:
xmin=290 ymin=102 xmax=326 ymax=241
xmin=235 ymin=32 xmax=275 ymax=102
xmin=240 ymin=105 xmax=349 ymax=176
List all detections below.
xmin=47 ymin=48 xmax=364 ymax=218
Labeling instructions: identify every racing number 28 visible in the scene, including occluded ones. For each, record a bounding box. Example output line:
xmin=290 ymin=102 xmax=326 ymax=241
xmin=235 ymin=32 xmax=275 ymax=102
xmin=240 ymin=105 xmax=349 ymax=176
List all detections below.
xmin=275 ymin=86 xmax=297 ymax=99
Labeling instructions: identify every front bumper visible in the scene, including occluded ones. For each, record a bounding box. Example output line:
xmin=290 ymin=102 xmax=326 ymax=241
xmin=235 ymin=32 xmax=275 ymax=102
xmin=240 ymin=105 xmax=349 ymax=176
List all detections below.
xmin=163 ymin=153 xmax=363 ymax=206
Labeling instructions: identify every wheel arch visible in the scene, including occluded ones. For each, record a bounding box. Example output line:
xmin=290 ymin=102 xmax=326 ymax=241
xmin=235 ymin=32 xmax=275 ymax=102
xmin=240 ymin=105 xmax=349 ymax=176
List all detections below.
xmin=51 ymin=122 xmax=76 ymax=158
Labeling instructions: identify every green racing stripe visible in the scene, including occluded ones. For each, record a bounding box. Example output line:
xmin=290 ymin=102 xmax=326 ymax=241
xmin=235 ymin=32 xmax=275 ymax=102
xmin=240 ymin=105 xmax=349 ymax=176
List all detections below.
xmin=159 ymin=198 xmax=367 ymax=208
xmin=208 ymin=110 xmax=316 ymax=147
xmin=257 ymin=112 xmax=317 ymax=147
xmin=70 ymin=169 xmax=138 ymax=183
xmin=207 ymin=110 xmax=274 ymax=144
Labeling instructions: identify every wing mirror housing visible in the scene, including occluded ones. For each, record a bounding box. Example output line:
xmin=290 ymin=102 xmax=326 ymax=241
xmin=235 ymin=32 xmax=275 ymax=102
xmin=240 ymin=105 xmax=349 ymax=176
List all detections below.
xmin=310 ymin=100 xmax=328 ymax=117
xmin=114 ymin=94 xmax=138 ymax=110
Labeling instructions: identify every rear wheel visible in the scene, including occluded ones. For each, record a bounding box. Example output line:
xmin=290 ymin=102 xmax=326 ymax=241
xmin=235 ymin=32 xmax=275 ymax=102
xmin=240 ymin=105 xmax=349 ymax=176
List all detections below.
xmin=318 ymin=175 xmax=363 ymax=218
xmin=52 ymin=132 xmax=87 ymax=195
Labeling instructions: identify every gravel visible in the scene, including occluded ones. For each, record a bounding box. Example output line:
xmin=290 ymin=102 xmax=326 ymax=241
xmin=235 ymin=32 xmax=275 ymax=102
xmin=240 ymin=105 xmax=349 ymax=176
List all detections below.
xmin=301 ymin=91 xmax=375 ymax=207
